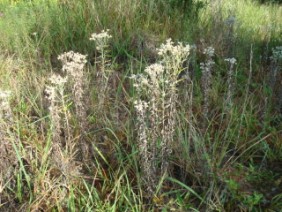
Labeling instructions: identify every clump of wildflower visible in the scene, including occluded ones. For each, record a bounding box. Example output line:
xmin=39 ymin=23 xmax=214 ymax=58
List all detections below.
xmin=201 ymin=47 xmax=215 ymax=120
xmin=203 ymin=46 xmax=215 ymax=57
xmin=134 ymin=99 xmax=156 ymax=194
xmin=45 ymin=74 xmax=68 ymax=159
xmin=90 ymin=30 xmax=113 ymax=109
xmin=225 ymin=58 xmax=237 ymax=107
xmin=44 ymin=74 xmax=82 ymax=208
xmin=157 ymin=40 xmax=190 ymax=175
xmin=58 ymin=51 xmax=87 ymax=73
xmin=157 ymin=38 xmax=190 ymax=73
xmin=144 ymin=63 xmax=165 ymax=88
xmin=157 ymin=38 xmax=190 ymax=58
xmin=132 ymin=39 xmax=191 ymax=196
xmin=45 ymin=75 xmax=68 ymax=121
xmin=58 ymin=51 xmax=88 ymax=132
xmin=132 ymin=66 xmax=160 ymax=195
xmin=58 ymin=51 xmax=90 ymax=161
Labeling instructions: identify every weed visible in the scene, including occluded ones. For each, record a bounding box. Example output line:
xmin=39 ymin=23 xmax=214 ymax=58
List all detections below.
xmin=132 ymin=39 xmax=190 ymax=196
xmin=200 ymin=46 xmax=215 ymax=121
xmin=90 ymin=30 xmax=113 ymax=111
xmin=0 ymin=0 xmax=281 ymax=211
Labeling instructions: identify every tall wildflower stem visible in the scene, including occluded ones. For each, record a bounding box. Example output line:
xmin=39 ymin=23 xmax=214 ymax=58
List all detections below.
xmin=201 ymin=47 xmax=215 ymax=121
xmin=157 ymin=39 xmax=190 ymax=176
xmin=90 ymin=30 xmax=112 ymax=110
xmin=225 ymin=58 xmax=237 ymax=108
xmin=134 ymin=100 xmax=156 ymax=195
xmin=45 ymin=74 xmax=68 ymax=165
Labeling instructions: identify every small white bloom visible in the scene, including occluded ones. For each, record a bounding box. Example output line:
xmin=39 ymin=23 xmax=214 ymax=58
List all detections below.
xmin=157 ymin=39 xmax=190 ymax=59
xmin=89 ymin=30 xmax=112 ymax=51
xmin=225 ymin=58 xmax=237 ymax=64
xmin=203 ymin=47 xmax=214 ymax=57
xmin=134 ymin=100 xmax=148 ymax=112
xmin=49 ymin=74 xmax=68 ymax=86
xmin=89 ymin=29 xmax=112 ymax=41
xmin=145 ymin=63 xmax=164 ymax=76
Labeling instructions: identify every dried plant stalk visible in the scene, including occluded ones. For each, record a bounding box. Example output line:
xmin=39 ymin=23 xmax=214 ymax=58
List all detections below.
xmin=90 ymin=30 xmax=112 ymax=110
xmin=132 ymin=39 xmax=190 ymax=195
xmin=225 ymin=58 xmax=237 ymax=107
xmin=201 ymin=47 xmax=215 ymax=121
xmin=58 ymin=51 xmax=89 ymax=161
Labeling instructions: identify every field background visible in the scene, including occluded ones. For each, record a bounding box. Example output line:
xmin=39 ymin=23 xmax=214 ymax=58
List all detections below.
xmin=0 ymin=0 xmax=281 ymax=211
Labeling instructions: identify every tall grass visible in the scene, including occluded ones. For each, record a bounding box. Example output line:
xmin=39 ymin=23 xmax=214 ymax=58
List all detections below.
xmin=0 ymin=0 xmax=281 ymax=211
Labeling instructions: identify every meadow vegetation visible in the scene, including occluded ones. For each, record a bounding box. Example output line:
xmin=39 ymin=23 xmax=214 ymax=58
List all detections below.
xmin=0 ymin=0 xmax=281 ymax=211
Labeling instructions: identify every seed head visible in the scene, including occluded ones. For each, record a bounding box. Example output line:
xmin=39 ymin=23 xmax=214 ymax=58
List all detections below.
xmin=225 ymin=58 xmax=237 ymax=65
xmin=89 ymin=29 xmax=112 ymax=51
xmin=58 ymin=51 xmax=87 ymax=74
xmin=157 ymin=38 xmax=190 ymax=59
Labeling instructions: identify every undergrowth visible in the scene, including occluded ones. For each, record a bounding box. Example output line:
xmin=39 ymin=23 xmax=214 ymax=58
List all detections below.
xmin=0 ymin=0 xmax=281 ymax=211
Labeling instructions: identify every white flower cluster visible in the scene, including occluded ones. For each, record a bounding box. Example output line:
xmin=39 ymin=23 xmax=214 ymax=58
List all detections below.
xmin=157 ymin=38 xmax=190 ymax=60
xmin=58 ymin=50 xmax=88 ymax=134
xmin=201 ymin=46 xmax=215 ymax=73
xmin=90 ymin=29 xmax=112 ymax=41
xmin=45 ymin=84 xmax=56 ymax=105
xmin=58 ymin=51 xmax=87 ymax=74
xmin=45 ymin=74 xmax=67 ymax=110
xmin=134 ymin=75 xmax=149 ymax=88
xmin=145 ymin=63 xmax=164 ymax=76
xmin=225 ymin=58 xmax=237 ymax=65
xmin=49 ymin=74 xmax=68 ymax=86
xmin=89 ymin=29 xmax=112 ymax=51
xmin=134 ymin=100 xmax=148 ymax=113
xmin=200 ymin=61 xmax=215 ymax=72
xmin=58 ymin=51 xmax=86 ymax=90
xmin=132 ymin=38 xmax=193 ymax=195
xmin=144 ymin=63 xmax=164 ymax=85
xmin=90 ymin=30 xmax=113 ymax=109
xmin=45 ymin=74 xmax=67 ymax=146
xmin=203 ymin=46 xmax=215 ymax=57
xmin=131 ymin=64 xmax=165 ymax=96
